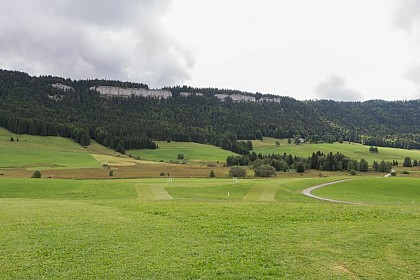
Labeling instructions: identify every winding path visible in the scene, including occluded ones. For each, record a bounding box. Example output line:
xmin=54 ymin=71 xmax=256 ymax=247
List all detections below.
xmin=302 ymin=179 xmax=365 ymax=205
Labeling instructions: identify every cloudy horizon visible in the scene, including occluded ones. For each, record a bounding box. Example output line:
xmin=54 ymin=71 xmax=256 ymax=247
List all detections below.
xmin=1 ymin=0 xmax=420 ymax=101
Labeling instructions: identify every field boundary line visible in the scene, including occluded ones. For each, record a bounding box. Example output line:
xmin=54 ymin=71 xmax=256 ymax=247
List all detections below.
xmin=302 ymin=179 xmax=366 ymax=205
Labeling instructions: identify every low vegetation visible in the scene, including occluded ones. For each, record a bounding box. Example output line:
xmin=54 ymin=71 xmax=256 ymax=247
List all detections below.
xmin=0 ymin=177 xmax=418 ymax=278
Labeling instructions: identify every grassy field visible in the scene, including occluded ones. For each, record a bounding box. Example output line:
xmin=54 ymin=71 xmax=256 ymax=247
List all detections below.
xmin=129 ymin=141 xmax=238 ymax=162
xmin=0 ymin=128 xmax=100 ymax=169
xmin=252 ymin=137 xmax=420 ymax=163
xmin=313 ymin=177 xmax=420 ymax=204
xmin=0 ymin=177 xmax=418 ymax=279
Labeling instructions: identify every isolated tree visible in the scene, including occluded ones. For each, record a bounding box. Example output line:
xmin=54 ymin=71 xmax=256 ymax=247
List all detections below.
xmin=10 ymin=137 xmax=14 ymax=142
xmin=209 ymin=170 xmax=216 ymax=178
xmin=31 ymin=170 xmax=41 ymax=178
xmin=255 ymin=165 xmax=276 ymax=177
xmin=413 ymin=159 xmax=418 ymax=166
xmin=403 ymin=157 xmax=412 ymax=167
xmin=229 ymin=166 xmax=246 ymax=177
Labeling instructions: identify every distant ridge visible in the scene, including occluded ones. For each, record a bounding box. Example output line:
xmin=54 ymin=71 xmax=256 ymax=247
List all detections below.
xmin=1 ymin=69 xmax=420 ymax=152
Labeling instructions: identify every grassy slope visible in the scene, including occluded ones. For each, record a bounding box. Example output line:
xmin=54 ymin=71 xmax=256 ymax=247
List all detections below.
xmin=129 ymin=141 xmax=238 ymax=162
xmin=0 ymin=128 xmax=100 ymax=169
xmin=252 ymin=137 xmax=420 ymax=163
xmin=0 ymin=177 xmax=418 ymax=279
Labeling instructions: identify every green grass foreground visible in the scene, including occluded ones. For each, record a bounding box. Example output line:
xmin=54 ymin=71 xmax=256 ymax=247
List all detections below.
xmin=0 ymin=177 xmax=419 ymax=279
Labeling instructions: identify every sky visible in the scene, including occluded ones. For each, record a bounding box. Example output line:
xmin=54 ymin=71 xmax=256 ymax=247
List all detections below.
xmin=0 ymin=0 xmax=420 ymax=101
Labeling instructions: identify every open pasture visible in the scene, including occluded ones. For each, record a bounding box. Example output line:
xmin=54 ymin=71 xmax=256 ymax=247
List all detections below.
xmin=0 ymin=177 xmax=418 ymax=279
xmin=313 ymin=177 xmax=420 ymax=205
xmin=252 ymin=137 xmax=420 ymax=163
xmin=0 ymin=128 xmax=100 ymax=169
xmin=129 ymin=141 xmax=238 ymax=163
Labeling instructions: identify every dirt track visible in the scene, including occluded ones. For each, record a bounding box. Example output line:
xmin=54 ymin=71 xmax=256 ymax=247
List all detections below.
xmin=302 ymin=179 xmax=365 ymax=205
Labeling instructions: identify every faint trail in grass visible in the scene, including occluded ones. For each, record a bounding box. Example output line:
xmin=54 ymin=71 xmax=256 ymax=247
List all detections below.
xmin=243 ymin=184 xmax=277 ymax=202
xmin=135 ymin=185 xmax=173 ymax=200
xmin=151 ymin=185 xmax=173 ymax=200
xmin=302 ymin=179 xmax=366 ymax=205
xmin=135 ymin=185 xmax=155 ymax=200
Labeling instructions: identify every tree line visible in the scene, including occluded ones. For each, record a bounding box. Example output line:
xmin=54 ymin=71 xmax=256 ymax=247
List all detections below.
xmin=2 ymin=69 xmax=420 ymax=153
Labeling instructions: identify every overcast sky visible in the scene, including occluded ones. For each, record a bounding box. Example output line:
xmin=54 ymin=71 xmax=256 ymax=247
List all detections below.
xmin=1 ymin=0 xmax=419 ymax=101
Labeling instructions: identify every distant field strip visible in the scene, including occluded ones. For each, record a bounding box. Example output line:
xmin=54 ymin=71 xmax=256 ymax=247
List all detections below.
xmin=136 ymin=184 xmax=173 ymax=200
xmin=243 ymin=183 xmax=278 ymax=202
xmin=302 ymin=179 xmax=363 ymax=205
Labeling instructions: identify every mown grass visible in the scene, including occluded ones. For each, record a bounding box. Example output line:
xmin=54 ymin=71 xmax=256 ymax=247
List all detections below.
xmin=313 ymin=177 xmax=420 ymax=204
xmin=252 ymin=137 xmax=420 ymax=163
xmin=0 ymin=128 xmax=100 ymax=169
xmin=0 ymin=177 xmax=419 ymax=279
xmin=129 ymin=141 xmax=238 ymax=162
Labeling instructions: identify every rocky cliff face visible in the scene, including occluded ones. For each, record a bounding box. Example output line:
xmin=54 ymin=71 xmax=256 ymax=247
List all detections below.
xmin=51 ymin=83 xmax=74 ymax=91
xmin=53 ymin=84 xmax=281 ymax=103
xmin=90 ymin=86 xmax=172 ymax=99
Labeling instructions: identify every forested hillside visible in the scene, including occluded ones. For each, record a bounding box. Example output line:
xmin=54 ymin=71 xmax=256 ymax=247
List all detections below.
xmin=1 ymin=69 xmax=420 ymax=152
xmin=309 ymin=100 xmax=420 ymax=149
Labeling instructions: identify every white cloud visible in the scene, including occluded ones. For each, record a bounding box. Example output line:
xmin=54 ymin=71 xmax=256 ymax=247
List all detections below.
xmin=0 ymin=0 xmax=193 ymax=87
xmin=405 ymin=65 xmax=420 ymax=84
xmin=315 ymin=75 xmax=362 ymax=101
xmin=394 ymin=0 xmax=420 ymax=33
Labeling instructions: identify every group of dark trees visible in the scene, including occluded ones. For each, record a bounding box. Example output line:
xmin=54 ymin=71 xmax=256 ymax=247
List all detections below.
xmin=226 ymin=151 xmax=417 ymax=174
xmin=3 ymin=69 xmax=420 ymax=154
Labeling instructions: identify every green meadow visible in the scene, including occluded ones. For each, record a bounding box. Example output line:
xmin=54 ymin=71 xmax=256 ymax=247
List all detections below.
xmin=0 ymin=177 xmax=419 ymax=279
xmin=252 ymin=137 xmax=420 ymax=163
xmin=0 ymin=128 xmax=100 ymax=169
xmin=129 ymin=141 xmax=238 ymax=162
xmin=313 ymin=177 xmax=420 ymax=204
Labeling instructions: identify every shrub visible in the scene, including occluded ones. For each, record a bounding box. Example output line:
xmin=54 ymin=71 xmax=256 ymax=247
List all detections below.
xmin=209 ymin=170 xmax=216 ymax=177
xmin=160 ymin=172 xmax=165 ymax=176
xmin=402 ymin=171 xmax=409 ymax=175
xmin=229 ymin=167 xmax=246 ymax=177
xmin=390 ymin=171 xmax=397 ymax=176
xmin=32 ymin=170 xmax=41 ymax=178
xmin=109 ymin=169 xmax=114 ymax=177
xmin=177 ymin=153 xmax=184 ymax=160
xmin=255 ymin=165 xmax=276 ymax=177
xmin=349 ymin=170 xmax=356 ymax=176
xmin=403 ymin=157 xmax=412 ymax=167
xmin=295 ymin=162 xmax=305 ymax=173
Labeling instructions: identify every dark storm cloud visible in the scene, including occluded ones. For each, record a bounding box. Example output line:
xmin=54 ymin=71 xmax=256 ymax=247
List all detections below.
xmin=0 ymin=0 xmax=193 ymax=87
xmin=315 ymin=75 xmax=362 ymax=101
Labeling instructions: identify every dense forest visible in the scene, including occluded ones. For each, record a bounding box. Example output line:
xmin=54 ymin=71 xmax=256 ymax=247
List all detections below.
xmin=1 ymin=69 xmax=420 ymax=152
